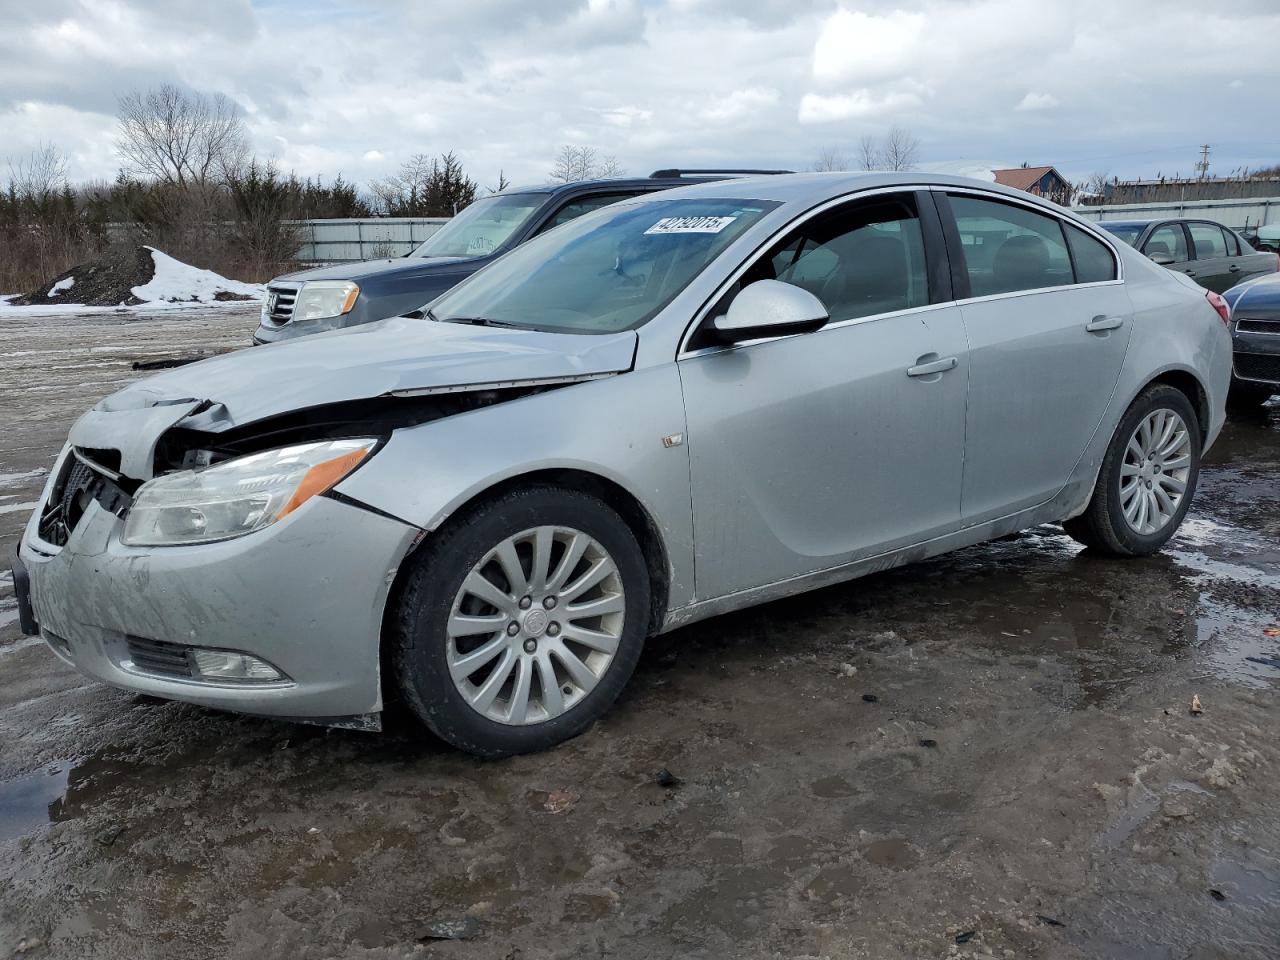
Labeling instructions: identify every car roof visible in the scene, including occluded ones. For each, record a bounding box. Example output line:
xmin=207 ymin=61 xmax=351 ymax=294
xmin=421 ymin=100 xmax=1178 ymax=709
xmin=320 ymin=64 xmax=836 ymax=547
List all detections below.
xmin=594 ymin=170 xmax=1086 ymax=212
xmin=501 ymin=174 xmax=750 ymax=197
xmin=1097 ymin=220 xmax=1155 ymax=229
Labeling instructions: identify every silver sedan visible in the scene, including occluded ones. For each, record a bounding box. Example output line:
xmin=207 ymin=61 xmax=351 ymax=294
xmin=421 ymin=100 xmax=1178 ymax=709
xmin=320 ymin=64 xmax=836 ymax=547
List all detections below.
xmin=15 ymin=173 xmax=1232 ymax=756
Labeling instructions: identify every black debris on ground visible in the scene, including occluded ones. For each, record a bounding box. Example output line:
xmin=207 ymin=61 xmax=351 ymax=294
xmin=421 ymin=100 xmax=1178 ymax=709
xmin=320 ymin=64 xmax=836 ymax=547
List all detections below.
xmin=655 ymin=768 xmax=683 ymax=788
xmin=16 ymin=246 xmax=154 ymax=307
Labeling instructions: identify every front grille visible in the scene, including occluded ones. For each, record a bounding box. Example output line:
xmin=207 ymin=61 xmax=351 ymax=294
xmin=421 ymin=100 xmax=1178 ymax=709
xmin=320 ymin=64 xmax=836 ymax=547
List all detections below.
xmin=37 ymin=452 xmax=130 ymax=547
xmin=265 ymin=284 xmax=300 ymax=325
xmin=125 ymin=637 xmax=193 ymax=679
xmin=1236 ymin=318 xmax=1280 ymax=335
xmin=1235 ymin=353 xmax=1280 ymax=383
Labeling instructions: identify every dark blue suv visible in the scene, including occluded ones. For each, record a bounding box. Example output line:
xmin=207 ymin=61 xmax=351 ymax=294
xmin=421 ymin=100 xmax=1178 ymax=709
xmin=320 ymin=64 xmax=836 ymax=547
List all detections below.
xmin=253 ymin=169 xmax=787 ymax=344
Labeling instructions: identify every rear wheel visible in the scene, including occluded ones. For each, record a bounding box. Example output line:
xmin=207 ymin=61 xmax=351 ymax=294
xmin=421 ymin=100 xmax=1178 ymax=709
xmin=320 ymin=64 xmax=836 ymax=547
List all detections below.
xmin=1063 ymin=384 xmax=1201 ymax=556
xmin=390 ymin=486 xmax=649 ymax=757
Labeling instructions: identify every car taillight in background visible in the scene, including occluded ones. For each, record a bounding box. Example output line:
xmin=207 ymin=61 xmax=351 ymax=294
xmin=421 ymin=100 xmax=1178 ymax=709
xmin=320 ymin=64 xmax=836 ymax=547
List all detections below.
xmin=1205 ymin=290 xmax=1230 ymax=326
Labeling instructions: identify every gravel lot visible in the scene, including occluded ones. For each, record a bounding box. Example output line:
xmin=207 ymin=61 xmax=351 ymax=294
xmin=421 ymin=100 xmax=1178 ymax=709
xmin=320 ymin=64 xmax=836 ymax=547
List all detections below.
xmin=1 ymin=304 xmax=1277 ymax=959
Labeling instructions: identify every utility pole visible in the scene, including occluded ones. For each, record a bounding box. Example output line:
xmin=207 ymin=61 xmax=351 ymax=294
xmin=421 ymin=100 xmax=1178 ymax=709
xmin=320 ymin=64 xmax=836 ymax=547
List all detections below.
xmin=1195 ymin=144 xmax=1211 ymax=180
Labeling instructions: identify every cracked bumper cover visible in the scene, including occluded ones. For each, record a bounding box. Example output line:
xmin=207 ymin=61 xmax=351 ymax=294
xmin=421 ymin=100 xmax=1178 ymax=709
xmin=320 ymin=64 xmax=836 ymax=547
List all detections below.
xmin=19 ymin=492 xmax=419 ymax=719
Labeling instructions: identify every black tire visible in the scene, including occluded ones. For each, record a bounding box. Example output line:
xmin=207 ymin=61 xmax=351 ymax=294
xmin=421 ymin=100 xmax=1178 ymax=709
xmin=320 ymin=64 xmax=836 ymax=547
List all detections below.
xmin=1227 ymin=378 xmax=1275 ymax=412
xmin=1063 ymin=384 xmax=1201 ymax=557
xmin=390 ymin=485 xmax=650 ymax=758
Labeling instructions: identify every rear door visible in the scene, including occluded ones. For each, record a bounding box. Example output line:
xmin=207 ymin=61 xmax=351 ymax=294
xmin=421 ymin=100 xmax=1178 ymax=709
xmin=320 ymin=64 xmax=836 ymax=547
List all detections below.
xmin=940 ymin=191 xmax=1133 ymax=522
xmin=1225 ymin=229 xmax=1278 ymax=285
xmin=1187 ymin=221 xmax=1235 ymax=292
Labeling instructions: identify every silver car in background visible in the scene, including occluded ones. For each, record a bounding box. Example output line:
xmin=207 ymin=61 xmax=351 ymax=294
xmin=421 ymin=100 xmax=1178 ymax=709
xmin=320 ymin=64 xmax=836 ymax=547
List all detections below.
xmin=15 ymin=173 xmax=1232 ymax=757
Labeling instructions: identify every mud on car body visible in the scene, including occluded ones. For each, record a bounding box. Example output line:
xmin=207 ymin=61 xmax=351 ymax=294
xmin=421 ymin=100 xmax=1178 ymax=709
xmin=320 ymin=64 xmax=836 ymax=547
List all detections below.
xmin=15 ymin=173 xmax=1232 ymax=757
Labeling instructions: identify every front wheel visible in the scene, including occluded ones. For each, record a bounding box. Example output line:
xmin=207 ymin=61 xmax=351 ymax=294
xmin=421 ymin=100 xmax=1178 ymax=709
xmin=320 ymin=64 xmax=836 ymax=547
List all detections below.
xmin=1063 ymin=384 xmax=1201 ymax=557
xmin=390 ymin=486 xmax=650 ymax=757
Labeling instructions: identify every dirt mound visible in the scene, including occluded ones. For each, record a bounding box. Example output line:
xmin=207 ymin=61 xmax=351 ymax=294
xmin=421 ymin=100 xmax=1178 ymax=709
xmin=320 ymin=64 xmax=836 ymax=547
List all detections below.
xmin=19 ymin=246 xmax=154 ymax=306
xmin=16 ymin=246 xmax=260 ymax=307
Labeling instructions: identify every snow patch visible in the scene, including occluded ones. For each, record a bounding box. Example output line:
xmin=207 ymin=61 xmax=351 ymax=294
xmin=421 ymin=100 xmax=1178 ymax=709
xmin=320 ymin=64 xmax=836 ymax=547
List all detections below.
xmin=131 ymin=247 xmax=263 ymax=304
xmin=47 ymin=276 xmax=75 ymax=297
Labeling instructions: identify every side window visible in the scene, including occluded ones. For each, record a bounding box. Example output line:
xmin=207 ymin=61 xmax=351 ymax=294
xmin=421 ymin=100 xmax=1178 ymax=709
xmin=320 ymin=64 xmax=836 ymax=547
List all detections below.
xmin=948 ymin=194 xmax=1072 ymax=296
xmin=1188 ymin=222 xmax=1228 ymax=260
xmin=1065 ymin=224 xmax=1117 ymax=283
xmin=538 ymin=192 xmax=644 ymax=233
xmin=1144 ymin=224 xmax=1188 ymax=262
xmin=1223 ymin=229 xmax=1241 ymax=257
xmin=736 ymin=193 xmax=930 ymax=323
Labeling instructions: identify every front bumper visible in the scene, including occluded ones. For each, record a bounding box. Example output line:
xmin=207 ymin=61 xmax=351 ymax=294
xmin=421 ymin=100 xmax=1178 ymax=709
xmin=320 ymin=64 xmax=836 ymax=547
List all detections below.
xmin=252 ymin=311 xmax=359 ymax=345
xmin=19 ymin=492 xmax=419 ymax=720
xmin=1231 ymin=322 xmax=1280 ymax=387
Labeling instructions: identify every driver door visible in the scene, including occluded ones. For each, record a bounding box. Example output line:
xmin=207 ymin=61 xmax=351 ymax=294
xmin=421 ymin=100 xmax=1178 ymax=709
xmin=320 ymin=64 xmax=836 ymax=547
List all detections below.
xmin=677 ymin=191 xmax=969 ymax=601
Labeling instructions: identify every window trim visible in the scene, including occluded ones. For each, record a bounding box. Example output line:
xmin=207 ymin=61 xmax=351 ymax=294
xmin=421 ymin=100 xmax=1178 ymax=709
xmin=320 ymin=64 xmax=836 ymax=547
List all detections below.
xmin=676 ymin=184 xmax=1124 ymax=359
xmin=677 ymin=186 xmax=950 ymax=358
xmin=1141 ymin=221 xmax=1190 ymax=263
xmin=1187 ymin=220 xmax=1231 ymax=262
xmin=940 ymin=188 xmax=1121 ymax=300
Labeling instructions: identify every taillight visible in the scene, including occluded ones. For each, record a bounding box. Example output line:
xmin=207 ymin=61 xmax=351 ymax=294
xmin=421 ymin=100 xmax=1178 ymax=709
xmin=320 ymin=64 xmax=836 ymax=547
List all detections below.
xmin=1206 ymin=290 xmax=1230 ymax=325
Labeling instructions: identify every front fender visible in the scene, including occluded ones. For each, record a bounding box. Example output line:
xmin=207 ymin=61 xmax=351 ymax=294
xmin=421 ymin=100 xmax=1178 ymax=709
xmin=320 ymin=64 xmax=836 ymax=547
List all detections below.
xmin=334 ymin=364 xmax=696 ymax=612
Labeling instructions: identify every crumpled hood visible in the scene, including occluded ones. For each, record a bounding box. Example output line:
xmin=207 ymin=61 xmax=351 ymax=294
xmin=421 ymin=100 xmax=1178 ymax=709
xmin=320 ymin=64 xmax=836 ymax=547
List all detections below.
xmin=70 ymin=315 xmax=637 ymax=479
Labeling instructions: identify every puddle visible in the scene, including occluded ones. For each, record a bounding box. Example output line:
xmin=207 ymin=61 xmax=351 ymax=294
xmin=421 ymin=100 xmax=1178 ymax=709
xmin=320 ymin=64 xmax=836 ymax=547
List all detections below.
xmin=0 ymin=765 xmax=70 ymax=841
xmin=1210 ymin=857 xmax=1280 ymax=909
xmin=1194 ymin=598 xmax=1280 ymax=689
xmin=863 ymin=837 xmax=917 ymax=869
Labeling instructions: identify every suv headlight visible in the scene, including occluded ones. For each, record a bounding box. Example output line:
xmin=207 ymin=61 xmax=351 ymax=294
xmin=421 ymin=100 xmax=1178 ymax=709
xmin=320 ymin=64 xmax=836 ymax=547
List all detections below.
xmin=294 ymin=280 xmax=360 ymax=322
xmin=122 ymin=439 xmax=377 ymax=547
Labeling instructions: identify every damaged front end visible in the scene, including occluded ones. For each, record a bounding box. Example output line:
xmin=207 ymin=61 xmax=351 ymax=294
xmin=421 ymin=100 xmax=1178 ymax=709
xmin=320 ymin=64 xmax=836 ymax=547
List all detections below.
xmin=16 ymin=318 xmax=639 ymax=726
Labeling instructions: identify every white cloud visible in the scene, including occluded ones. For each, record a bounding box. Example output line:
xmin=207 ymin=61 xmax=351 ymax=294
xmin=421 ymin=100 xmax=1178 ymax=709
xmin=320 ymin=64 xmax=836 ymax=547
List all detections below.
xmin=1016 ymin=92 xmax=1061 ymax=112
xmin=0 ymin=1 xmax=1278 ymax=189
xmin=799 ymin=89 xmax=924 ymax=124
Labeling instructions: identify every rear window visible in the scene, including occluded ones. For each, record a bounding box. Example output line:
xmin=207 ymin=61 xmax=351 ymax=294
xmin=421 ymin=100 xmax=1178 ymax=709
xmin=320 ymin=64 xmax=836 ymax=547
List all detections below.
xmin=1065 ymin=224 xmax=1117 ymax=283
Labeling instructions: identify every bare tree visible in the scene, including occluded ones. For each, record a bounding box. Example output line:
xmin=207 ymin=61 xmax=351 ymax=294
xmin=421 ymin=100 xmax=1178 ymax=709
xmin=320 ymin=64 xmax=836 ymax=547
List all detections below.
xmin=7 ymin=143 xmax=68 ymax=203
xmin=116 ymin=84 xmax=248 ymax=187
xmin=370 ymin=151 xmax=478 ymax=216
xmin=858 ymin=134 xmax=881 ymax=171
xmin=1085 ymin=170 xmax=1110 ymax=195
xmin=549 ymin=145 xmax=622 ymax=182
xmin=813 ymin=146 xmax=849 ymax=172
xmin=881 ymin=126 xmax=920 ymax=171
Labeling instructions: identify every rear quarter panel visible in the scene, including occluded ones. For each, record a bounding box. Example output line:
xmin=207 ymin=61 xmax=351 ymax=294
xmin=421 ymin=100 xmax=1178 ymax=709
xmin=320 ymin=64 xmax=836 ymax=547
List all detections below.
xmin=1061 ymin=249 xmax=1231 ymax=520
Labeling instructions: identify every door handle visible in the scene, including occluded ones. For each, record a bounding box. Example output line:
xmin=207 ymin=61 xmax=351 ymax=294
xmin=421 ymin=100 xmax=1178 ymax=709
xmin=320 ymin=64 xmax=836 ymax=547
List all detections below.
xmin=1085 ymin=315 xmax=1124 ymax=333
xmin=906 ymin=355 xmax=958 ymax=377
xmin=1228 ymin=264 xmax=1241 ymax=273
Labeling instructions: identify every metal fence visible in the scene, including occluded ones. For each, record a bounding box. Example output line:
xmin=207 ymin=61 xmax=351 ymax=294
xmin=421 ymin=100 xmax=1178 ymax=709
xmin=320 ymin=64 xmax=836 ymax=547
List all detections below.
xmin=1074 ymin=197 xmax=1280 ymax=232
xmin=292 ymin=217 xmax=451 ymax=263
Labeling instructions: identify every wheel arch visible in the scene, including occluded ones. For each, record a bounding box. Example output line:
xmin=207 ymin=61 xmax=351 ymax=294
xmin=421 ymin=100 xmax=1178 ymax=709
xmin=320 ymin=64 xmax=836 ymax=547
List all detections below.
xmin=1143 ymin=366 xmax=1211 ymax=442
xmin=382 ymin=467 xmax=672 ymax=644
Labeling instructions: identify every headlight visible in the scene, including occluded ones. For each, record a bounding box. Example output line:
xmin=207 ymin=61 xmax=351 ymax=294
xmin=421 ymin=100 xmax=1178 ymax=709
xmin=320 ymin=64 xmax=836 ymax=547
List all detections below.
xmin=122 ymin=439 xmax=377 ymax=547
xmin=293 ymin=280 xmax=360 ymax=322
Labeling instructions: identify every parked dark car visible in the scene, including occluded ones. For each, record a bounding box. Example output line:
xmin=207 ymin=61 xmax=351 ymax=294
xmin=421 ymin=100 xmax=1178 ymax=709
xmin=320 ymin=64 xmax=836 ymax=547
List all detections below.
xmin=1098 ymin=218 xmax=1278 ymax=293
xmin=1222 ymin=271 xmax=1280 ymax=407
xmin=253 ymin=169 xmax=790 ymax=344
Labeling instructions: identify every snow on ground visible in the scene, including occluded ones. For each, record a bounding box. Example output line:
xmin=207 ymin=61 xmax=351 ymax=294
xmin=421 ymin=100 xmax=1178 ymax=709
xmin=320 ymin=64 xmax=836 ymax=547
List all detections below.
xmin=47 ymin=276 xmax=75 ymax=297
xmin=0 ymin=247 xmax=263 ymax=314
xmin=131 ymin=247 xmax=263 ymax=303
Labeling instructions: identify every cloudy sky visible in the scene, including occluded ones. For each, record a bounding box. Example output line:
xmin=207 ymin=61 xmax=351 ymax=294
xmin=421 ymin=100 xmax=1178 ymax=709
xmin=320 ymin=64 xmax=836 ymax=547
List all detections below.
xmin=2 ymin=0 xmax=1279 ymax=192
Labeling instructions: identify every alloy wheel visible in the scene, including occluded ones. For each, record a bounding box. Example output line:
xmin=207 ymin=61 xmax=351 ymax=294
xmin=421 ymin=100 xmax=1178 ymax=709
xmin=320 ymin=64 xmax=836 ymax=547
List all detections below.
xmin=446 ymin=526 xmax=625 ymax=725
xmin=1119 ymin=408 xmax=1192 ymax=535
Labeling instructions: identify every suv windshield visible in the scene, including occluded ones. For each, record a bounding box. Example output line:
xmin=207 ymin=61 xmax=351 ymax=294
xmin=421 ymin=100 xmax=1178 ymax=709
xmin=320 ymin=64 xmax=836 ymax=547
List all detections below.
xmin=410 ymin=194 xmax=545 ymax=258
xmin=1098 ymin=223 xmax=1144 ymax=247
xmin=429 ymin=197 xmax=778 ymax=334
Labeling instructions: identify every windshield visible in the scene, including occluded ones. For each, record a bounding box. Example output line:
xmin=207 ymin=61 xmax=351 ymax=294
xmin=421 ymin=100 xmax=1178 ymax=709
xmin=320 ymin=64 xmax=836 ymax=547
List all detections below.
xmin=1098 ymin=223 xmax=1144 ymax=247
xmin=410 ymin=193 xmax=545 ymax=258
xmin=429 ymin=197 xmax=778 ymax=334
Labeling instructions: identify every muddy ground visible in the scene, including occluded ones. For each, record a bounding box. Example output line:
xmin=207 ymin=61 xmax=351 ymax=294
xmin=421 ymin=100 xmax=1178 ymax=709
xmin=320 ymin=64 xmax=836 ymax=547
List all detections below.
xmin=0 ymin=305 xmax=1277 ymax=960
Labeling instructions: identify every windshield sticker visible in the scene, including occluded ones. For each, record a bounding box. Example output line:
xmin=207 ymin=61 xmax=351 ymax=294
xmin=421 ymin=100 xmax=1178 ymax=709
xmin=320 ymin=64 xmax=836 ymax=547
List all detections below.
xmin=644 ymin=215 xmax=738 ymax=235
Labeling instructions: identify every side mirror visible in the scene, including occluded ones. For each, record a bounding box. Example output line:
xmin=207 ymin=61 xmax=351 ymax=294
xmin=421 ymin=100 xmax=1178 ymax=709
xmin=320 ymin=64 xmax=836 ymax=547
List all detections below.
xmin=712 ymin=279 xmax=830 ymax=344
xmin=1148 ymin=252 xmax=1175 ymax=266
